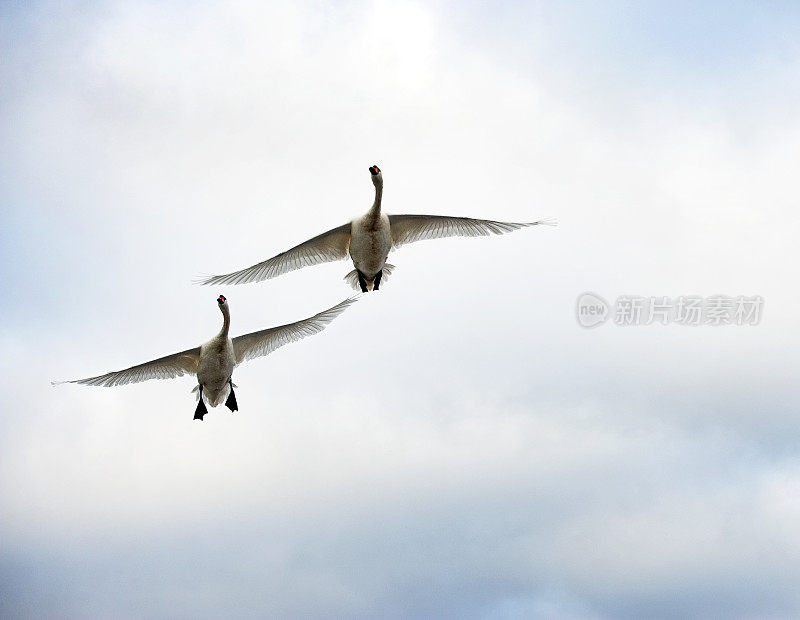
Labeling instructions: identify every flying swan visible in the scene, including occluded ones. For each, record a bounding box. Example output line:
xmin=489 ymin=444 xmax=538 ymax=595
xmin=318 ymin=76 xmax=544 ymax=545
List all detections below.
xmin=199 ymin=165 xmax=555 ymax=292
xmin=53 ymin=295 xmax=357 ymax=420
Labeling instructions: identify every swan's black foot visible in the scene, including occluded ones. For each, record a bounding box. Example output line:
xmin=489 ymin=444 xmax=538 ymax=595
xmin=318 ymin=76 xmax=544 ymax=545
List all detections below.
xmin=357 ymin=269 xmax=369 ymax=293
xmin=194 ymin=385 xmax=208 ymax=421
xmin=373 ymin=269 xmax=383 ymax=291
xmin=225 ymin=383 xmax=238 ymax=412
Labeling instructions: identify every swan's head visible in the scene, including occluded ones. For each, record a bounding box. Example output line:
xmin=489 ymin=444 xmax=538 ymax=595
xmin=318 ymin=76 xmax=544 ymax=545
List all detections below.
xmin=217 ymin=294 xmax=227 ymax=307
xmin=369 ymin=165 xmax=382 ymax=187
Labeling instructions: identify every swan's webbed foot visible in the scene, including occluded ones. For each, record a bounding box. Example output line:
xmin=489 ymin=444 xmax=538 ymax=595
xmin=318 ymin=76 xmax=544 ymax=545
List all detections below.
xmin=357 ymin=269 xmax=369 ymax=293
xmin=225 ymin=380 xmax=238 ymax=412
xmin=194 ymin=385 xmax=208 ymax=421
xmin=373 ymin=269 xmax=383 ymax=291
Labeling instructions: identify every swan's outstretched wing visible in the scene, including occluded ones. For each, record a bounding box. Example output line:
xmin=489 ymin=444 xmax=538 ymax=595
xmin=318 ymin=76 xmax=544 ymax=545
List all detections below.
xmin=199 ymin=224 xmax=352 ymax=286
xmin=388 ymin=215 xmax=556 ymax=249
xmin=233 ymin=297 xmax=357 ymax=364
xmin=52 ymin=347 xmax=201 ymax=387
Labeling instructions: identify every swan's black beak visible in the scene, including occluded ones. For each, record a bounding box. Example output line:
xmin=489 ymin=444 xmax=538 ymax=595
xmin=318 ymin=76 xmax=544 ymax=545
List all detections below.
xmin=217 ymin=295 xmax=226 ymax=304
xmin=369 ymin=165 xmax=381 ymax=175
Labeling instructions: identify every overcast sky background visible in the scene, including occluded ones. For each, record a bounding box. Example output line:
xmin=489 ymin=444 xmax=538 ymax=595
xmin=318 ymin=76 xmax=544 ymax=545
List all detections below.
xmin=2 ymin=1 xmax=800 ymax=618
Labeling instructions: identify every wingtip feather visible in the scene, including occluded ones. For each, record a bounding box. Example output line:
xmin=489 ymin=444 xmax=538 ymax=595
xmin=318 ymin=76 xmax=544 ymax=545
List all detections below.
xmin=192 ymin=274 xmax=213 ymax=286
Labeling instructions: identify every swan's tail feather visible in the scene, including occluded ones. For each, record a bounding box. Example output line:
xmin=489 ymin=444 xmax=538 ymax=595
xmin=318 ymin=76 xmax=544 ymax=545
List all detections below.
xmin=343 ymin=269 xmax=361 ymax=291
xmin=343 ymin=264 xmax=396 ymax=291
xmin=207 ymin=385 xmax=229 ymax=408
xmin=192 ymin=383 xmax=235 ymax=407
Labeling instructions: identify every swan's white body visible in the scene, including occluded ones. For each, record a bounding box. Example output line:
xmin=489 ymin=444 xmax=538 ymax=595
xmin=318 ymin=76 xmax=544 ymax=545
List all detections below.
xmin=196 ymin=326 xmax=236 ymax=408
xmin=349 ymin=212 xmax=391 ymax=281
xmin=54 ymin=296 xmax=357 ymax=419
xmin=200 ymin=165 xmax=555 ymax=292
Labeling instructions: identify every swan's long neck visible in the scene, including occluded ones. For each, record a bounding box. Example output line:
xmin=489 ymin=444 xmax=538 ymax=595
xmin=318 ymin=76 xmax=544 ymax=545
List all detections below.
xmin=218 ymin=304 xmax=231 ymax=338
xmin=366 ymin=179 xmax=383 ymax=223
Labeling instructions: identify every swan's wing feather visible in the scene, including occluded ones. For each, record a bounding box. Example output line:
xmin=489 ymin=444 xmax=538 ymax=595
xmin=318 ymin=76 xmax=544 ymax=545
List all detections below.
xmin=233 ymin=297 xmax=357 ymax=364
xmin=388 ymin=215 xmax=556 ymax=249
xmin=52 ymin=347 xmax=201 ymax=387
xmin=199 ymin=224 xmax=352 ymax=286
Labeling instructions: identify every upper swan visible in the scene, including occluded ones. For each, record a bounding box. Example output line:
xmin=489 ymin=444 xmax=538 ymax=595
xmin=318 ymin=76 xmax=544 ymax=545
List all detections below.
xmin=199 ymin=165 xmax=555 ymax=292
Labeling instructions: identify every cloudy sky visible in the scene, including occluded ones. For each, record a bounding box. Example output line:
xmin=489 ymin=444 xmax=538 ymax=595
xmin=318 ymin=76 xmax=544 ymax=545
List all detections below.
xmin=2 ymin=1 xmax=800 ymax=617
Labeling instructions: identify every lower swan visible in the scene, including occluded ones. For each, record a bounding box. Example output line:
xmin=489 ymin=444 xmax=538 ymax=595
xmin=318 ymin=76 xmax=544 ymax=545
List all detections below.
xmin=53 ymin=295 xmax=357 ymax=420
